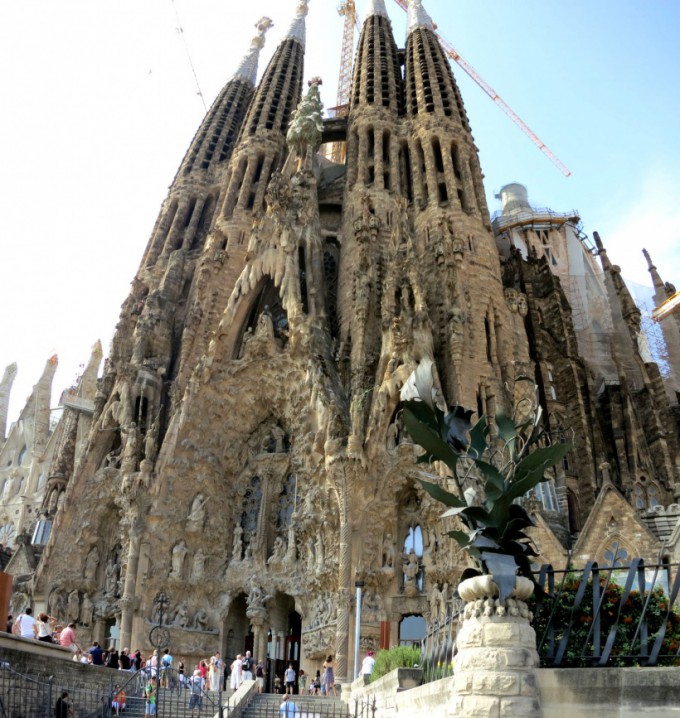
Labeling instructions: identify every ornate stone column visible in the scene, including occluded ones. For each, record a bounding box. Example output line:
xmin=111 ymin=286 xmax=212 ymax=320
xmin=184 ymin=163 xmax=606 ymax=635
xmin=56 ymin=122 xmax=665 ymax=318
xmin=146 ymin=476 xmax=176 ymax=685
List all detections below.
xmin=453 ymin=575 xmax=542 ymax=718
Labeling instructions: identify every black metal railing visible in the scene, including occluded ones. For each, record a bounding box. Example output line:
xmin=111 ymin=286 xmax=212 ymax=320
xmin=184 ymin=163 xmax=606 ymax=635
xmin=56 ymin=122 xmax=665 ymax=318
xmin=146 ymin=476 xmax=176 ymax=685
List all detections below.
xmin=0 ymin=660 xmax=113 ymax=718
xmin=533 ymin=557 xmax=680 ymax=667
xmin=419 ymin=600 xmax=463 ymax=684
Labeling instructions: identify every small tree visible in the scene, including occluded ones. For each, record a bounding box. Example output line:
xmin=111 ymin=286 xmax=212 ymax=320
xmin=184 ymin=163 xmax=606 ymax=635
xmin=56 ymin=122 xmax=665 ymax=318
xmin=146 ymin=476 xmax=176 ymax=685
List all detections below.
xmin=400 ymin=360 xmax=571 ymax=602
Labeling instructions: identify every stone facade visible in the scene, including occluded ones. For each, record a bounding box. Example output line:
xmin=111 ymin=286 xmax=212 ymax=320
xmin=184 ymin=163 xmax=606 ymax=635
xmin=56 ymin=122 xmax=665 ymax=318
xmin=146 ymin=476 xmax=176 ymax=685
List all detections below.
xmin=2 ymin=0 xmax=678 ymax=683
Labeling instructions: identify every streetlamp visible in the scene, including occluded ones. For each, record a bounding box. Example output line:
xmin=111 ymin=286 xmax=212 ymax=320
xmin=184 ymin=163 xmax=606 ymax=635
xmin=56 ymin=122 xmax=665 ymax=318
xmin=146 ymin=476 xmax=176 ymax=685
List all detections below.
xmin=353 ymin=580 xmax=365 ymax=681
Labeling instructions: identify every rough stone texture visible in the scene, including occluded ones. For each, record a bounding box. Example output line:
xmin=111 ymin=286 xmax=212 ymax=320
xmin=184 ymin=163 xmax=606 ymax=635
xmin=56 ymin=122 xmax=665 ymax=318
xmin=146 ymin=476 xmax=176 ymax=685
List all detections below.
xmin=454 ymin=609 xmax=541 ymax=718
xmin=2 ymin=0 xmax=678 ymax=684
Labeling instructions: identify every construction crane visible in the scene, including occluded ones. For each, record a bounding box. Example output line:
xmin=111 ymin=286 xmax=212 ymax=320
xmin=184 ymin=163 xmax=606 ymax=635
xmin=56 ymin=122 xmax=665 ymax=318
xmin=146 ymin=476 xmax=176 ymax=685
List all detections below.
xmin=335 ymin=1 xmax=359 ymax=116
xmin=389 ymin=0 xmax=571 ymax=177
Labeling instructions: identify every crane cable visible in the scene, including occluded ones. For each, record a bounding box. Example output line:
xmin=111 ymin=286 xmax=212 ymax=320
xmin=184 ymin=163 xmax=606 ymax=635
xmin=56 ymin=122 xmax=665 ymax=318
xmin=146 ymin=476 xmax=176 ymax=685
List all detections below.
xmin=169 ymin=0 xmax=208 ymax=112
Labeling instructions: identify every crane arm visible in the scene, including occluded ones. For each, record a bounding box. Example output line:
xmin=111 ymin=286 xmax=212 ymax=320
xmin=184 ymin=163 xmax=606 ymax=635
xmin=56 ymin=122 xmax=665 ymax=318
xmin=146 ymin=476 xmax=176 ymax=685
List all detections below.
xmin=390 ymin=0 xmax=571 ymax=177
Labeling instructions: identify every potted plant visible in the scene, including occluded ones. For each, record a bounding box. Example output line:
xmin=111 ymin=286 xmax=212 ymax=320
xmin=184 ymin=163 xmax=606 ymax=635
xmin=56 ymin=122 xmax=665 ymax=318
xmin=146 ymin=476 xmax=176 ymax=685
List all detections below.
xmin=400 ymin=360 xmax=570 ymax=603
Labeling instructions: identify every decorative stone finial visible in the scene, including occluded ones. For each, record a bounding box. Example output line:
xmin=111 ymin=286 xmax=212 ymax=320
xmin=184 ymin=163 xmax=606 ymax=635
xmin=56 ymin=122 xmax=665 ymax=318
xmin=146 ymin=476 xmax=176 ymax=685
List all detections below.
xmin=285 ymin=0 xmax=311 ymax=48
xmin=286 ymin=76 xmax=324 ymax=159
xmin=407 ymin=0 xmax=435 ymax=33
xmin=232 ymin=16 xmax=274 ymax=84
xmin=364 ymin=0 xmax=389 ymax=20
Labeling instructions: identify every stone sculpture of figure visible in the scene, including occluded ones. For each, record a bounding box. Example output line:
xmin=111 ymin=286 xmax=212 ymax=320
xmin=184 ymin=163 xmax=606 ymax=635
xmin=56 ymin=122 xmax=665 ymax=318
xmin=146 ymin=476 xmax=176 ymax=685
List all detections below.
xmin=268 ymin=536 xmax=286 ymax=564
xmin=170 ymin=540 xmax=187 ymax=579
xmin=403 ymin=549 xmax=420 ymax=590
xmin=191 ymin=548 xmax=206 ymax=582
xmin=85 ymin=547 xmax=100 ymax=581
xmin=429 ymin=584 xmax=445 ymax=623
xmin=247 ymin=585 xmax=265 ymax=611
xmin=67 ymin=590 xmax=80 ymax=623
xmin=306 ymin=538 xmax=315 ymax=573
xmin=193 ymin=609 xmax=209 ymax=631
xmin=144 ymin=416 xmax=160 ymax=463
xmin=255 ymin=311 xmax=275 ymax=339
xmin=173 ymin=601 xmax=190 ymax=628
xmin=105 ymin=559 xmax=120 ymax=597
xmin=187 ymin=494 xmax=206 ymax=526
xmin=382 ymin=534 xmax=395 ymax=571
xmin=232 ymin=525 xmax=243 ymax=561
xmin=81 ymin=594 xmax=94 ymax=626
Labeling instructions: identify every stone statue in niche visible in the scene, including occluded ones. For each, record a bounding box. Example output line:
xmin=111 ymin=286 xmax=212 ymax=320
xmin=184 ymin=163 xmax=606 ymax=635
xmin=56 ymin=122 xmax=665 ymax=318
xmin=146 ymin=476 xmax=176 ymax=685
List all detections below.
xmin=144 ymin=415 xmax=160 ymax=463
xmin=80 ymin=594 xmax=94 ymax=626
xmin=187 ymin=494 xmax=206 ymax=527
xmin=67 ymin=590 xmax=80 ymax=623
xmin=232 ymin=525 xmax=243 ymax=561
xmin=105 ymin=559 xmax=120 ymax=597
xmin=429 ymin=582 xmax=449 ymax=623
xmin=190 ymin=549 xmax=206 ymax=582
xmin=247 ymin=585 xmax=269 ymax=612
xmin=170 ymin=540 xmax=187 ymax=579
xmin=193 ymin=609 xmax=210 ymax=631
xmin=403 ymin=549 xmax=421 ymax=596
xmin=315 ymin=534 xmax=325 ymax=574
xmin=382 ymin=534 xmax=395 ymax=571
xmin=261 ymin=425 xmax=286 ymax=453
xmin=255 ymin=311 xmax=275 ymax=340
xmin=268 ymin=536 xmax=286 ymax=564
xmin=84 ymin=547 xmax=100 ymax=581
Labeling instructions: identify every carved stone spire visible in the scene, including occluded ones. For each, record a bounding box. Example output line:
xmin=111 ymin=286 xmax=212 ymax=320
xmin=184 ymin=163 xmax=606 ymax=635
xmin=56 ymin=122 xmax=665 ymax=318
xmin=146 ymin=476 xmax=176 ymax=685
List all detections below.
xmin=407 ymin=0 xmax=435 ymax=33
xmin=365 ymin=0 xmax=389 ymax=19
xmin=284 ymin=0 xmax=310 ymax=48
xmin=0 ymin=362 xmax=18 ymax=443
xmin=232 ymin=17 xmax=274 ymax=85
xmin=642 ymin=248 xmax=666 ymax=292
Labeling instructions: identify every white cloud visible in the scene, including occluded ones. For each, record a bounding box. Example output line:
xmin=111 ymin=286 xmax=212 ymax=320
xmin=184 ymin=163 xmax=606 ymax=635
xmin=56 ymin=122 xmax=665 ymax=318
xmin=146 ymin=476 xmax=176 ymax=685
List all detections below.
xmin=604 ymin=166 xmax=680 ymax=288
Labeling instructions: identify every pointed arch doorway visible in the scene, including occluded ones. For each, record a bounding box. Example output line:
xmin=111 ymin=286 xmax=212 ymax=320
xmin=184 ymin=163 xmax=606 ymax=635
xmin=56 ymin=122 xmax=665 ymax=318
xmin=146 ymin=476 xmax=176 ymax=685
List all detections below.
xmin=266 ymin=594 xmax=301 ymax=694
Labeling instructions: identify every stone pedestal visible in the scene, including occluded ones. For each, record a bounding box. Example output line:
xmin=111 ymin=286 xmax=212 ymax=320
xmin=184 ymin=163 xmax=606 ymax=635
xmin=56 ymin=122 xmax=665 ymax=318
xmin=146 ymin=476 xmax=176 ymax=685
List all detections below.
xmin=453 ymin=575 xmax=542 ymax=718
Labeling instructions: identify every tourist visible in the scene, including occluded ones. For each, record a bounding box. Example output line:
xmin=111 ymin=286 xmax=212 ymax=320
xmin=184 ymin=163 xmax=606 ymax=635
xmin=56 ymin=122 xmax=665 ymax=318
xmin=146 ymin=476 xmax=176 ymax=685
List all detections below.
xmin=279 ymin=694 xmax=300 ymax=715
xmin=59 ymin=623 xmax=79 ymax=652
xmin=160 ymin=648 xmax=173 ymax=687
xmin=106 ymin=647 xmax=120 ymax=669
xmin=299 ymin=669 xmax=306 ymax=693
xmin=361 ymin=650 xmax=375 ymax=681
xmin=322 ymin=655 xmax=336 ymax=697
xmin=13 ymin=607 xmax=37 ymax=639
xmin=178 ymin=657 xmax=186 ymax=687
xmin=54 ymin=691 xmax=72 ymax=718
xmin=189 ymin=669 xmax=204 ymax=715
xmin=312 ymin=670 xmax=321 ymax=695
xmin=112 ymin=685 xmax=126 ymax=716
xmin=242 ymin=650 xmax=254 ymax=681
xmin=6 ymin=615 xmax=12 ymax=633
xmin=230 ymin=654 xmax=242 ymax=691
xmin=255 ymin=660 xmax=265 ymax=694
xmin=285 ymin=663 xmax=296 ymax=695
xmin=144 ymin=676 xmax=157 ymax=718
xmin=35 ymin=613 xmax=57 ymax=643
xmin=133 ymin=649 xmax=143 ymax=671
xmin=120 ymin=647 xmax=132 ymax=671
xmin=89 ymin=641 xmax=104 ymax=666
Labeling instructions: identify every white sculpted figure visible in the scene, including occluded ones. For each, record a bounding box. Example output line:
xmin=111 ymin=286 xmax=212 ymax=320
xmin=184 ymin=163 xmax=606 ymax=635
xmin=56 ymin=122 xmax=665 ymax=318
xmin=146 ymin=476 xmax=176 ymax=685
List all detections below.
xmin=170 ymin=540 xmax=187 ymax=578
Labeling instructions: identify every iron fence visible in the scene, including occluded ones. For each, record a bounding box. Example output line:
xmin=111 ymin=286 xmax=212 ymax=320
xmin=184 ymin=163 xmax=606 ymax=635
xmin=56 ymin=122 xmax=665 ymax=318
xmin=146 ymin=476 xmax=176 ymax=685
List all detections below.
xmin=533 ymin=556 xmax=680 ymax=667
xmin=0 ymin=661 xmax=112 ymax=718
xmin=418 ymin=600 xmax=463 ymax=684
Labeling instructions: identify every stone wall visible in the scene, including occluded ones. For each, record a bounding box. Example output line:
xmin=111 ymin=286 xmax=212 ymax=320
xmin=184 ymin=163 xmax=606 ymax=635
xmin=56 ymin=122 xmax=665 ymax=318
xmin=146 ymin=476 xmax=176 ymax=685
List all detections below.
xmin=344 ymin=667 xmax=680 ymax=717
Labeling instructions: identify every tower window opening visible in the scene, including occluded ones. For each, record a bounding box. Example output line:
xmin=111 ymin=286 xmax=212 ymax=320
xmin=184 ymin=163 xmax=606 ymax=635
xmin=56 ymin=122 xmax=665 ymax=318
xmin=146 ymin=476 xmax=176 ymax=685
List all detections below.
xmin=382 ymin=131 xmax=390 ymax=163
xmin=438 ymin=183 xmax=448 ymax=204
xmin=432 ymin=138 xmax=444 ymax=173
xmin=484 ymin=315 xmax=493 ymax=363
xmin=400 ymin=142 xmax=413 ymax=202
xmin=457 ymin=189 xmax=466 ymax=210
xmin=367 ymin=127 xmax=375 ymax=162
xmin=298 ymin=246 xmax=309 ymax=314
xmin=451 ymin=144 xmax=462 ymax=180
xmin=183 ymin=198 xmax=197 ymax=228
xmin=323 ymin=240 xmax=340 ymax=339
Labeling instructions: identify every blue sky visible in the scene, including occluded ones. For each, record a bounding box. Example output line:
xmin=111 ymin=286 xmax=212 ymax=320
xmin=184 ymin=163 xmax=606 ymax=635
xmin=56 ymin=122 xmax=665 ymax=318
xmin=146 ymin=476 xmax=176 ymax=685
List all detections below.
xmin=0 ymin=0 xmax=678 ymax=421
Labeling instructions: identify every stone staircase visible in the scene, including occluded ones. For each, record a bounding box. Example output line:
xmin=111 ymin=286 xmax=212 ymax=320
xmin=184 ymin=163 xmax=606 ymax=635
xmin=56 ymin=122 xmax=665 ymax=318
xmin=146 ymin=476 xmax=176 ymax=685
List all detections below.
xmin=241 ymin=694 xmax=350 ymax=718
xmin=114 ymin=687 xmax=226 ymax=718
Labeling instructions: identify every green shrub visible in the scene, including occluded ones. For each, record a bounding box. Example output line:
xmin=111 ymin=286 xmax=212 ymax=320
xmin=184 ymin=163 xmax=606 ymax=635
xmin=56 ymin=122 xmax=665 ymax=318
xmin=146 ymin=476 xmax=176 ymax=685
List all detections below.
xmin=368 ymin=645 xmax=421 ymax=683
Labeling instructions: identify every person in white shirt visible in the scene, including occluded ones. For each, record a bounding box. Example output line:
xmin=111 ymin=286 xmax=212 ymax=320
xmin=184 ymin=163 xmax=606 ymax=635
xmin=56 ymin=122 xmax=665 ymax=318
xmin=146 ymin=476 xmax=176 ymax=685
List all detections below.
xmin=14 ymin=608 xmax=37 ymax=639
xmin=361 ymin=650 xmax=375 ymax=682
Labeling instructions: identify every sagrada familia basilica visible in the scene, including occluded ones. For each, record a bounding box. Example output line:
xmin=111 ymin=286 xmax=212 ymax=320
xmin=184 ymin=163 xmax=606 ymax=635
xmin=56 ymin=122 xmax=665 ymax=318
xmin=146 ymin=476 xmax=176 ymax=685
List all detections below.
xmin=1 ymin=0 xmax=679 ymax=682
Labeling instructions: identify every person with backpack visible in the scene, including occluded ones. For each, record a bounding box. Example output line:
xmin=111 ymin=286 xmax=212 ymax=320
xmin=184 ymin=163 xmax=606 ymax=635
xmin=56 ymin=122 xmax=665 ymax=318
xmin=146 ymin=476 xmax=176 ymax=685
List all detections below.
xmin=160 ymin=649 xmax=173 ymax=687
xmin=241 ymin=651 xmax=254 ymax=681
xmin=188 ymin=669 xmax=204 ymax=716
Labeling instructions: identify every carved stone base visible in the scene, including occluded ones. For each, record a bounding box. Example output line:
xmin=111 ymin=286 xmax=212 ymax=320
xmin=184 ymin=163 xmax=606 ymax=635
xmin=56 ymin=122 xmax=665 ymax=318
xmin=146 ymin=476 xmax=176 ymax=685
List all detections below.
xmin=453 ymin=576 xmax=542 ymax=718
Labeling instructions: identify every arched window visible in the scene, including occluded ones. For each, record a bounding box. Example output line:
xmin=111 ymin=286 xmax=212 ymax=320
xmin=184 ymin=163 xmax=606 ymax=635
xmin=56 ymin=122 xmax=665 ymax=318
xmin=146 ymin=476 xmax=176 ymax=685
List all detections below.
xmin=603 ymin=541 xmax=630 ymax=568
xmin=647 ymin=483 xmax=660 ymax=509
xmin=17 ymin=446 xmax=27 ymax=465
xmin=633 ymin=484 xmax=646 ymax=509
